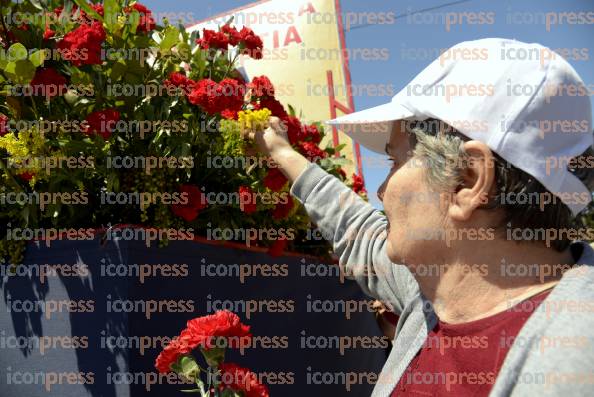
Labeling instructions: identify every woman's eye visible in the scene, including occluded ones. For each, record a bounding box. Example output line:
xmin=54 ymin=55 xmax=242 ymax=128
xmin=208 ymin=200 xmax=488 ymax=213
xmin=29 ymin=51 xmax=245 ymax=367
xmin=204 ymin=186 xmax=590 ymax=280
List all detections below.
xmin=388 ymin=158 xmax=399 ymax=169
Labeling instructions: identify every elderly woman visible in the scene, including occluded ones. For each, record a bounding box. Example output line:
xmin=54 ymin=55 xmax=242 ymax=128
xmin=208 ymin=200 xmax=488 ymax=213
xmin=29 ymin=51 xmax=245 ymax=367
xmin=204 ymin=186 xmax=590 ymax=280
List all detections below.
xmin=250 ymin=38 xmax=594 ymax=396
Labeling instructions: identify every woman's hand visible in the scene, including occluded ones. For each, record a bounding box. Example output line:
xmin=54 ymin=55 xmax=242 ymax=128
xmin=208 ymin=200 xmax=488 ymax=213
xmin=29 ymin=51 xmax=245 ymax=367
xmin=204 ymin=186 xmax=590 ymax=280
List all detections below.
xmin=247 ymin=116 xmax=291 ymax=158
xmin=247 ymin=117 xmax=310 ymax=183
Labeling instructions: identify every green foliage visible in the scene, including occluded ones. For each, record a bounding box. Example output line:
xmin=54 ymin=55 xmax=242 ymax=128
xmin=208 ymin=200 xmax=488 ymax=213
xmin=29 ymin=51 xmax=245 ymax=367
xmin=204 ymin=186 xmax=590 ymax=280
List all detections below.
xmin=0 ymin=0 xmax=360 ymax=265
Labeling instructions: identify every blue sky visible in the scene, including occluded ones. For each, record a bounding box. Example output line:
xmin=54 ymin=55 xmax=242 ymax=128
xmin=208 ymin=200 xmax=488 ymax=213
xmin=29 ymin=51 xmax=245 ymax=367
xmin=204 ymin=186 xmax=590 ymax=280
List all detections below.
xmin=143 ymin=0 xmax=594 ymax=209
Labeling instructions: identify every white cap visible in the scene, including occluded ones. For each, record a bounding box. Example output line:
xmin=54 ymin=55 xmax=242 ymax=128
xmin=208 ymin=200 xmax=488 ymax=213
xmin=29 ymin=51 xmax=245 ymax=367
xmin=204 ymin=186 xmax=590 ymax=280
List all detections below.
xmin=327 ymin=38 xmax=593 ymax=215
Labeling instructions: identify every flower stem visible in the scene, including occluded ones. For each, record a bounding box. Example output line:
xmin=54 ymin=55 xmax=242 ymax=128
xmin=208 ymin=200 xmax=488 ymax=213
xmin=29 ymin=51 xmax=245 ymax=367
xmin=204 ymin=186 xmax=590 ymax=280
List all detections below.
xmin=223 ymin=52 xmax=239 ymax=80
xmin=30 ymin=98 xmax=40 ymax=120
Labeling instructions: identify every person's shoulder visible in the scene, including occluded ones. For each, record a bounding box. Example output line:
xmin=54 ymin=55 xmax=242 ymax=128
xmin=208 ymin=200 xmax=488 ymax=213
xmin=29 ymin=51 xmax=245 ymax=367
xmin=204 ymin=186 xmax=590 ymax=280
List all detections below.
xmin=561 ymin=241 xmax=594 ymax=288
xmin=541 ymin=255 xmax=594 ymax=330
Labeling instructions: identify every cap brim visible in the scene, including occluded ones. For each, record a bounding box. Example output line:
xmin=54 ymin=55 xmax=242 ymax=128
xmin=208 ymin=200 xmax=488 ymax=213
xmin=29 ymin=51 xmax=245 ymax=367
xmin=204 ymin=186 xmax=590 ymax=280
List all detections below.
xmin=325 ymin=102 xmax=415 ymax=154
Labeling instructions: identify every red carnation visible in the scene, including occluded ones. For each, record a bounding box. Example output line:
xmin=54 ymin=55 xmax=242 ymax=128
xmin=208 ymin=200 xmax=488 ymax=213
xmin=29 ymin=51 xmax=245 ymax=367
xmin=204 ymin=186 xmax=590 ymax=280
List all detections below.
xmin=188 ymin=78 xmax=245 ymax=115
xmin=239 ymin=186 xmax=257 ymax=214
xmin=18 ymin=172 xmax=35 ymax=181
xmin=272 ymin=196 xmax=294 ymax=220
xmin=219 ymin=78 xmax=246 ymax=114
xmin=127 ymin=3 xmax=156 ymax=33
xmin=257 ymin=97 xmax=287 ymax=118
xmin=188 ymin=79 xmax=219 ymax=114
xmin=303 ymin=124 xmax=322 ymax=144
xmin=267 ymin=237 xmax=288 ymax=257
xmin=154 ymin=336 xmax=193 ymax=374
xmin=0 ymin=114 xmax=9 ymax=136
xmin=130 ymin=2 xmax=150 ymax=14
xmin=284 ymin=116 xmax=304 ymax=145
xmin=30 ymin=68 xmax=67 ymax=100
xmin=138 ymin=14 xmax=156 ymax=32
xmin=221 ymin=24 xmax=242 ymax=46
xmin=164 ymin=72 xmax=195 ymax=96
xmin=83 ymin=109 xmax=120 ymax=140
xmin=238 ymin=27 xmax=263 ymax=59
xmin=184 ymin=311 xmax=251 ymax=350
xmin=221 ymin=109 xmax=238 ymax=120
xmin=83 ymin=4 xmax=104 ymax=22
xmin=171 ymin=184 xmax=207 ymax=222
xmin=263 ymin=167 xmax=287 ymax=192
xmin=57 ymin=21 xmax=106 ymax=66
xmin=352 ymin=173 xmax=366 ymax=194
xmin=219 ymin=363 xmax=269 ymax=397
xmin=197 ymin=29 xmax=229 ymax=51
xmin=79 ymin=3 xmax=104 ymax=19
xmin=164 ymin=72 xmax=192 ymax=87
xmin=90 ymin=4 xmax=105 ymax=15
xmin=338 ymin=168 xmax=347 ymax=179
xmin=249 ymin=76 xmax=275 ymax=98
xmin=298 ymin=141 xmax=327 ymax=162
xmin=54 ymin=4 xmax=102 ymax=24
xmin=43 ymin=28 xmax=55 ymax=40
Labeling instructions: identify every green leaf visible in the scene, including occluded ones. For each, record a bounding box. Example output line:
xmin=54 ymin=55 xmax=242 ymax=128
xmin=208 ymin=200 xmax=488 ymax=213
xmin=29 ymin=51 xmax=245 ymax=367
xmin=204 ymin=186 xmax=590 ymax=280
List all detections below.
xmin=5 ymin=60 xmax=36 ymax=85
xmin=330 ymin=158 xmax=352 ymax=166
xmin=160 ymin=26 xmax=180 ymax=52
xmin=103 ymin=0 xmax=120 ymax=32
xmin=179 ymin=23 xmax=189 ymax=41
xmin=179 ymin=355 xmax=200 ymax=379
xmin=193 ymin=49 xmax=207 ymax=78
xmin=72 ymin=0 xmax=103 ymax=21
xmin=199 ymin=346 xmax=225 ymax=367
xmin=8 ymin=43 xmax=28 ymax=62
xmin=287 ymin=104 xmax=296 ymax=117
xmin=319 ymin=158 xmax=332 ymax=169
xmin=70 ymin=68 xmax=93 ymax=85
xmin=177 ymin=42 xmax=191 ymax=62
xmin=110 ymin=60 xmax=127 ymax=81
xmin=30 ymin=50 xmax=48 ymax=67
xmin=170 ymin=362 xmax=182 ymax=373
xmin=180 ymin=142 xmax=191 ymax=157
xmin=126 ymin=10 xmax=140 ymax=35
xmin=220 ymin=389 xmax=242 ymax=397
xmin=189 ymin=30 xmax=199 ymax=46
xmin=21 ymin=205 xmax=30 ymax=226
xmin=106 ymin=172 xmax=119 ymax=192
xmin=29 ymin=0 xmax=44 ymax=10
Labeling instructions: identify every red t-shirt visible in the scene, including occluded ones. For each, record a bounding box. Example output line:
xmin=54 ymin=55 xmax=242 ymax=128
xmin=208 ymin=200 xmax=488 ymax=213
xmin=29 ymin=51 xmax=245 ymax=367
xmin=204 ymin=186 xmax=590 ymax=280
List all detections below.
xmin=391 ymin=289 xmax=551 ymax=396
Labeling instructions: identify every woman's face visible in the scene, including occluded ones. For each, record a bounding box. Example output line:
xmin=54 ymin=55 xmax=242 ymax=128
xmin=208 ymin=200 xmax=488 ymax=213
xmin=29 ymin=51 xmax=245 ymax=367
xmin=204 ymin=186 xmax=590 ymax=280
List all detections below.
xmin=377 ymin=121 xmax=448 ymax=267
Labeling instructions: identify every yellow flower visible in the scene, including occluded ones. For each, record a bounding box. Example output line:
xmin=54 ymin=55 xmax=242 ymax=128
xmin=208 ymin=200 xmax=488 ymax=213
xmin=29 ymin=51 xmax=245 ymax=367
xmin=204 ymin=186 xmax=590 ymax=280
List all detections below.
xmin=0 ymin=133 xmax=28 ymax=158
xmin=237 ymin=108 xmax=272 ymax=138
xmin=218 ymin=119 xmax=243 ymax=157
xmin=0 ymin=128 xmax=46 ymax=187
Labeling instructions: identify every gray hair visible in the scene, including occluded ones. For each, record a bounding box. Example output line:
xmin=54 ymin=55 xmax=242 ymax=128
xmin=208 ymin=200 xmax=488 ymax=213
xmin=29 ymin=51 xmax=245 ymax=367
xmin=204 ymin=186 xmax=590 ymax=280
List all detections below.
xmin=406 ymin=119 xmax=594 ymax=251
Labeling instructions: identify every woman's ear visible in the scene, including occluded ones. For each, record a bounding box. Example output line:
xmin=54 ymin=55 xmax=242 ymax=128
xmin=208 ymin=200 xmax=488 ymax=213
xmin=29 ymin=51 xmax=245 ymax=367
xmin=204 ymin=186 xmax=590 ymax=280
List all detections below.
xmin=448 ymin=141 xmax=495 ymax=221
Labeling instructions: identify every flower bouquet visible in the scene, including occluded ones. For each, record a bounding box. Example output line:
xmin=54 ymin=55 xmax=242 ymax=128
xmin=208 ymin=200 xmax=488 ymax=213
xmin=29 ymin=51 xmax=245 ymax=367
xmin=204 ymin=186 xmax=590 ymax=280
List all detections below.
xmin=0 ymin=0 xmax=367 ymax=266
xmin=155 ymin=310 xmax=268 ymax=397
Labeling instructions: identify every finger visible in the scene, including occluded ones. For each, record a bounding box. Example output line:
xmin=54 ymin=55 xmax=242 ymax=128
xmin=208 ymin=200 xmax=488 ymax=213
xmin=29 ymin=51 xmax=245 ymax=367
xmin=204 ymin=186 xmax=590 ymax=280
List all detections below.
xmin=269 ymin=116 xmax=281 ymax=128
xmin=269 ymin=116 xmax=287 ymax=134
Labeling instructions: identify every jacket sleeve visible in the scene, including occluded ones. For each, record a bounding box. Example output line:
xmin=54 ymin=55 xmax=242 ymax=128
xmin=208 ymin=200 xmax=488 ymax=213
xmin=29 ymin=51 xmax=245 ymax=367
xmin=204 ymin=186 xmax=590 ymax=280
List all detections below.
xmin=290 ymin=162 xmax=420 ymax=315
